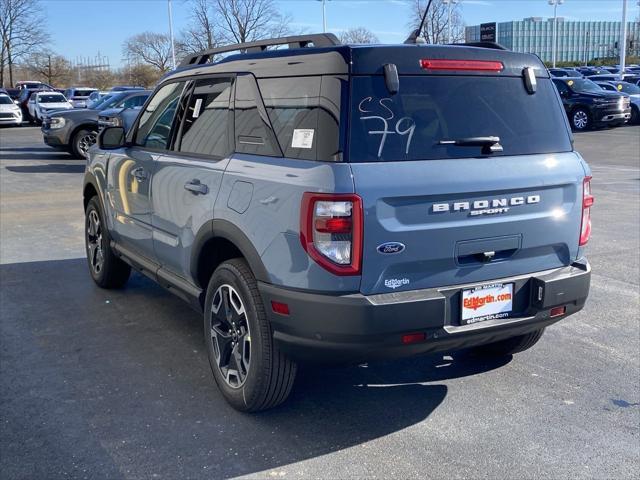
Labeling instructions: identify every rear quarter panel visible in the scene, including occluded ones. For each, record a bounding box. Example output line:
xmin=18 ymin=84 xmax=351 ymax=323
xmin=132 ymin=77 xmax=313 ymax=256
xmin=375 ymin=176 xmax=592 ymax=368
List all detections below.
xmin=217 ymin=154 xmax=358 ymax=292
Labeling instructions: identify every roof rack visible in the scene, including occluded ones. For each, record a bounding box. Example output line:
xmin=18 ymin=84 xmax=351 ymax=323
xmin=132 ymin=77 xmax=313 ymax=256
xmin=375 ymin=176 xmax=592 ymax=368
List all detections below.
xmin=458 ymin=42 xmax=508 ymax=50
xmin=179 ymin=33 xmax=341 ymax=67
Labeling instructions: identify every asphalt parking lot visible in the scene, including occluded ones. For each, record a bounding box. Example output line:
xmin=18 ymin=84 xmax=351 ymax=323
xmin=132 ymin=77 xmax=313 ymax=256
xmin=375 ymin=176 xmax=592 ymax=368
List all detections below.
xmin=1 ymin=125 xmax=639 ymax=479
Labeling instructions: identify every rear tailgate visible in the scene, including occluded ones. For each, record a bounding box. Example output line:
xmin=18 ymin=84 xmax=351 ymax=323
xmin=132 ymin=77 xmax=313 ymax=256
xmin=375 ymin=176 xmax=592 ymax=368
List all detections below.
xmin=351 ymin=153 xmax=585 ymax=295
xmin=347 ymin=49 xmax=586 ymax=295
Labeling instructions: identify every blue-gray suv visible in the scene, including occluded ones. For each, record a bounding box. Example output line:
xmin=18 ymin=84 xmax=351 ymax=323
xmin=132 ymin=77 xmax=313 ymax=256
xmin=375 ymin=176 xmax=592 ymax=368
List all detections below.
xmin=83 ymin=34 xmax=593 ymax=411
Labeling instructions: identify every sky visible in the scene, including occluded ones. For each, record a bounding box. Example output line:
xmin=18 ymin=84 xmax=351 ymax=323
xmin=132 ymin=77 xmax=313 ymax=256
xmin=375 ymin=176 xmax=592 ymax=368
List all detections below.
xmin=39 ymin=0 xmax=638 ymax=68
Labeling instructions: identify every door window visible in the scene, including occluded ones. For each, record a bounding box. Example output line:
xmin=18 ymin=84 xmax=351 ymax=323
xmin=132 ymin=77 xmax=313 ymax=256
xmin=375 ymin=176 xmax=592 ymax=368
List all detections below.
xmin=121 ymin=94 xmax=148 ymax=109
xmin=135 ymin=82 xmax=186 ymax=150
xmin=177 ymin=77 xmax=233 ymax=157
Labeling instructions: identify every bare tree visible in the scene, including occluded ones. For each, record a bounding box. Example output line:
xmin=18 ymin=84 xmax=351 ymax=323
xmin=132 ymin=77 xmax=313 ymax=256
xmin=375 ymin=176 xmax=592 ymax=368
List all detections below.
xmin=182 ymin=0 xmax=290 ymax=46
xmin=123 ymin=32 xmax=173 ymax=72
xmin=408 ymin=0 xmax=464 ymax=45
xmin=339 ymin=27 xmax=379 ymax=44
xmin=0 ymin=0 xmax=50 ymax=86
xmin=116 ymin=63 xmax=162 ymax=89
xmin=26 ymin=51 xmax=73 ymax=86
xmin=181 ymin=0 xmax=220 ymax=54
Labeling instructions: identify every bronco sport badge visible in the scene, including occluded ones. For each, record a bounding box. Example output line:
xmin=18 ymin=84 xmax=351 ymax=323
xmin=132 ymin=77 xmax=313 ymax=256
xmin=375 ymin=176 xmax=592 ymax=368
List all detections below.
xmin=432 ymin=195 xmax=541 ymax=216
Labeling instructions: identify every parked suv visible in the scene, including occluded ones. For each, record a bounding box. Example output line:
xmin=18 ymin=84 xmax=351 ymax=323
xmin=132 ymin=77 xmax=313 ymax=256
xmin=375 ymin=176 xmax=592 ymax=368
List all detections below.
xmin=42 ymin=90 xmax=150 ymax=158
xmin=553 ymin=77 xmax=631 ymax=130
xmin=84 ymin=34 xmax=592 ymax=412
xmin=63 ymin=87 xmax=98 ymax=108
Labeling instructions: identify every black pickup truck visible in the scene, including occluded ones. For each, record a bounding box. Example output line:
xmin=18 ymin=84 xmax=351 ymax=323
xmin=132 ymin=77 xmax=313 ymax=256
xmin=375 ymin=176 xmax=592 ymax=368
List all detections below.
xmin=552 ymin=77 xmax=631 ymax=130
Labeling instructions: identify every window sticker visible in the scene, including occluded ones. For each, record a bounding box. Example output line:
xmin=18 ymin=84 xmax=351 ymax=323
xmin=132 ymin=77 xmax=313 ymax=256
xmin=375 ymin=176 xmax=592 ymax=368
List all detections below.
xmin=192 ymin=98 xmax=203 ymax=118
xmin=617 ymin=84 xmax=623 ymax=91
xmin=291 ymin=129 xmax=314 ymax=149
xmin=567 ymin=80 xmax=574 ymax=86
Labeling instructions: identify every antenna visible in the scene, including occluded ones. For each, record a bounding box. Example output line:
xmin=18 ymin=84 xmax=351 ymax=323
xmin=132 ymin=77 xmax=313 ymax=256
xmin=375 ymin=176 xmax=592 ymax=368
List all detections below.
xmin=404 ymin=0 xmax=434 ymax=44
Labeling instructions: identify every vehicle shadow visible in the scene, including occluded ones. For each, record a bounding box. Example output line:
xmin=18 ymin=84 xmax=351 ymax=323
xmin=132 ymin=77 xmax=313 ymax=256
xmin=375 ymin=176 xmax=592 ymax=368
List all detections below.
xmin=0 ymin=258 xmax=510 ymax=479
xmin=0 ymin=153 xmax=73 ymax=161
xmin=0 ymin=146 xmax=56 ymax=152
xmin=4 ymin=164 xmax=85 ymax=174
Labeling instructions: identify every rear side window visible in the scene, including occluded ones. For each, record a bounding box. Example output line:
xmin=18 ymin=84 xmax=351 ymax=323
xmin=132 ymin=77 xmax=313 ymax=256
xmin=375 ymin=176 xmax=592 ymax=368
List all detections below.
xmin=135 ymin=82 xmax=185 ymax=150
xmin=74 ymin=90 xmax=95 ymax=97
xmin=258 ymin=76 xmax=342 ymax=161
xmin=234 ymin=75 xmax=280 ymax=157
xmin=349 ymin=76 xmax=572 ymax=162
xmin=178 ymin=77 xmax=233 ymax=157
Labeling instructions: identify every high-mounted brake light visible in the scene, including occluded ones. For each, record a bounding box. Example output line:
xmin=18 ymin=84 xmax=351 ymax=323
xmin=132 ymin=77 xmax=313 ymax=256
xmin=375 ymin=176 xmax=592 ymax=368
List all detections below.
xmin=300 ymin=193 xmax=363 ymax=276
xmin=420 ymin=59 xmax=504 ymax=72
xmin=579 ymin=176 xmax=594 ymax=246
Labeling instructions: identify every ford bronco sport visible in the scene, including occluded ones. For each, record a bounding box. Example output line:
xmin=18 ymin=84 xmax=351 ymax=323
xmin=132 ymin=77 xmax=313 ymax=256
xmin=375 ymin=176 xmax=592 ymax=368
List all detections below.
xmin=83 ymin=34 xmax=592 ymax=412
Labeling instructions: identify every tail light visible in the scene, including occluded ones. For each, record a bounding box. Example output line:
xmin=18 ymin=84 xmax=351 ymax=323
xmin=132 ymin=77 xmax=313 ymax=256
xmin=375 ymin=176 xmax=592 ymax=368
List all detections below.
xmin=579 ymin=176 xmax=594 ymax=246
xmin=420 ymin=59 xmax=504 ymax=72
xmin=300 ymin=193 xmax=362 ymax=276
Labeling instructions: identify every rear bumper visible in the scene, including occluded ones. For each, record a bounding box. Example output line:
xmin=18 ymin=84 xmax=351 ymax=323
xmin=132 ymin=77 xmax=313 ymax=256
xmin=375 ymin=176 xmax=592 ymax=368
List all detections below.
xmin=259 ymin=260 xmax=591 ymax=363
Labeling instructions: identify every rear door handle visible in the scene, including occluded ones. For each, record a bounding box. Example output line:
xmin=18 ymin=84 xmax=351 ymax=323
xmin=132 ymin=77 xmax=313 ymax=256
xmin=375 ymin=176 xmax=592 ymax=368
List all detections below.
xmin=184 ymin=179 xmax=209 ymax=195
xmin=130 ymin=167 xmax=147 ymax=182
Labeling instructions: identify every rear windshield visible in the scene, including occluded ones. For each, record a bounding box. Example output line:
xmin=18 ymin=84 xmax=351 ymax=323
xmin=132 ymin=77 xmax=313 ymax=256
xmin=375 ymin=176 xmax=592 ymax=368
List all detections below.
xmin=38 ymin=94 xmax=66 ymax=103
xmin=73 ymin=90 xmax=96 ymax=97
xmin=349 ymin=75 xmax=572 ymax=162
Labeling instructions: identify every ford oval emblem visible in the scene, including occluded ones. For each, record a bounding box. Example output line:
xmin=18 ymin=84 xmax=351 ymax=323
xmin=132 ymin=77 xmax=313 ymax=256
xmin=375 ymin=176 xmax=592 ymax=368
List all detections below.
xmin=377 ymin=242 xmax=406 ymax=254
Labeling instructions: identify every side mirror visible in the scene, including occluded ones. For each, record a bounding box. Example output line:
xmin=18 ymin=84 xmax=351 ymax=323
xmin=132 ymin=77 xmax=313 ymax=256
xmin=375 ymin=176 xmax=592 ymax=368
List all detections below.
xmin=98 ymin=126 xmax=126 ymax=150
xmin=13 ymin=100 xmax=19 ymax=105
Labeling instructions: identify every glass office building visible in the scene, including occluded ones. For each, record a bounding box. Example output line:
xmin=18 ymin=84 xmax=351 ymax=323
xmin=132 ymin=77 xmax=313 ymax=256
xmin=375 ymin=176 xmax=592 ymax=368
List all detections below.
xmin=466 ymin=18 xmax=640 ymax=63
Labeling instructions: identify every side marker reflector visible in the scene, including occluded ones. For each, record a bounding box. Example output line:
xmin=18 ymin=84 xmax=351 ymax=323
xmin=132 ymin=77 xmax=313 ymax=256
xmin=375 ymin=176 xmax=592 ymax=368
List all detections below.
xmin=402 ymin=332 xmax=427 ymax=345
xmin=550 ymin=306 xmax=566 ymax=318
xmin=271 ymin=301 xmax=290 ymax=316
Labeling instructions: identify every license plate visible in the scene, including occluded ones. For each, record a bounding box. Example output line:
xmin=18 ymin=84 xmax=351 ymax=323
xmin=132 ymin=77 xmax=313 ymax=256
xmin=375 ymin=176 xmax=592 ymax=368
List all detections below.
xmin=461 ymin=283 xmax=513 ymax=325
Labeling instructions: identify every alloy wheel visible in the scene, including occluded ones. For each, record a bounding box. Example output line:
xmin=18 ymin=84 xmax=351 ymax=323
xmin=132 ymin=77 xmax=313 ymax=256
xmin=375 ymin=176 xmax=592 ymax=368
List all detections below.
xmin=78 ymin=131 xmax=97 ymax=158
xmin=210 ymin=284 xmax=251 ymax=388
xmin=573 ymin=110 xmax=588 ymax=130
xmin=86 ymin=209 xmax=104 ymax=275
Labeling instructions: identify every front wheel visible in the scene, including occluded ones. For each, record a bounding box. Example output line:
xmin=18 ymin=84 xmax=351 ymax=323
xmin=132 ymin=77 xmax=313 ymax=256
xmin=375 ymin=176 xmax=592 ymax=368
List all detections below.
xmin=571 ymin=108 xmax=591 ymax=131
xmin=473 ymin=328 xmax=545 ymax=357
xmin=631 ymin=106 xmax=639 ymax=125
xmin=72 ymin=128 xmax=98 ymax=159
xmin=204 ymin=259 xmax=297 ymax=412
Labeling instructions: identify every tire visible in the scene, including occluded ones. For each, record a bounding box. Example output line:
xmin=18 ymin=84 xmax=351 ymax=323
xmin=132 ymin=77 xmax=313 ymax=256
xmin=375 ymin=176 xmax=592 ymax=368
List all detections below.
xmin=571 ymin=107 xmax=591 ymax=131
xmin=204 ymin=258 xmax=297 ymax=412
xmin=84 ymin=196 xmax=131 ymax=289
xmin=72 ymin=128 xmax=98 ymax=159
xmin=631 ymin=106 xmax=639 ymax=125
xmin=473 ymin=328 xmax=545 ymax=357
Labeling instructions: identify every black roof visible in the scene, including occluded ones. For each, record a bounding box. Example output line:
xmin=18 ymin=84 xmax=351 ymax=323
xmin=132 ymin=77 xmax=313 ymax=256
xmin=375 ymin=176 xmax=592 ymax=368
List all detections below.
xmin=167 ymin=34 xmax=547 ymax=82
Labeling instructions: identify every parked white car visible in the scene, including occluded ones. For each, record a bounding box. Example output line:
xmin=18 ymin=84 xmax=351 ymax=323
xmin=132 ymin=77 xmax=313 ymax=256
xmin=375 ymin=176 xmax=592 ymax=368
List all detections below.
xmin=0 ymin=93 xmax=22 ymax=126
xmin=27 ymin=91 xmax=72 ymax=124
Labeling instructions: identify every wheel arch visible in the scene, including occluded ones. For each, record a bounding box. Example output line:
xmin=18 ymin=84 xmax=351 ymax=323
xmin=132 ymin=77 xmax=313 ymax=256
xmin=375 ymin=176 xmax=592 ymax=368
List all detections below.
xmin=70 ymin=122 xmax=99 ymax=145
xmin=191 ymin=219 xmax=270 ymax=292
xmin=83 ymin=172 xmax=105 ymax=211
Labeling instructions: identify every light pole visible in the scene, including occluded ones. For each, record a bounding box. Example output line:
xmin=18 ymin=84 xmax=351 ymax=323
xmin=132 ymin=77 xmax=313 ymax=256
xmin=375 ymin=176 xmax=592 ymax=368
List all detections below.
xmin=444 ymin=0 xmax=460 ymax=44
xmin=168 ymin=0 xmax=176 ymax=70
xmin=548 ymin=0 xmax=564 ymax=68
xmin=619 ymin=0 xmax=628 ymax=79
xmin=317 ymin=0 xmax=329 ymax=33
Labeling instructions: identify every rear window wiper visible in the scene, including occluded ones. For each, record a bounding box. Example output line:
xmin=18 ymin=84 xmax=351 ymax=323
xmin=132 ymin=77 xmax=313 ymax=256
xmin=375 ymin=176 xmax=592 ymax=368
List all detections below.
xmin=437 ymin=136 xmax=503 ymax=154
